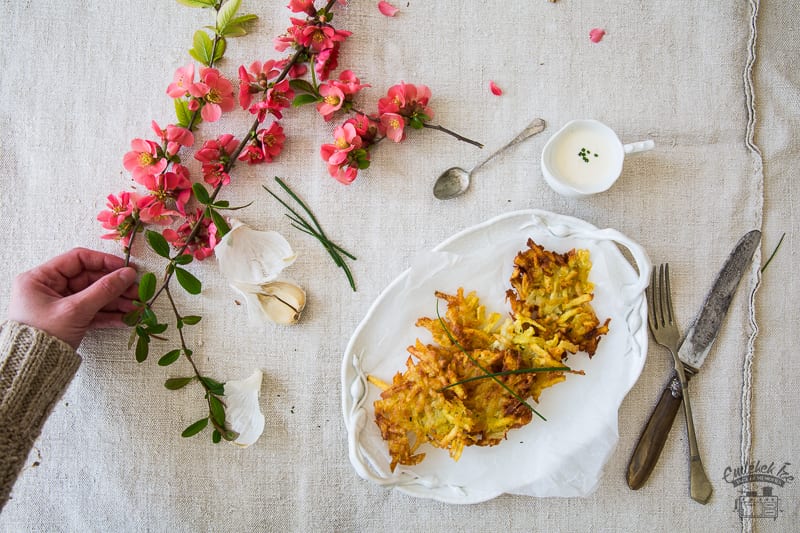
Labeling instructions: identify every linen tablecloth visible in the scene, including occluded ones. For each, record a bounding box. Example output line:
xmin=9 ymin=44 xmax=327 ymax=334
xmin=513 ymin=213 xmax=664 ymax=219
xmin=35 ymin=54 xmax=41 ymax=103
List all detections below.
xmin=0 ymin=0 xmax=796 ymax=531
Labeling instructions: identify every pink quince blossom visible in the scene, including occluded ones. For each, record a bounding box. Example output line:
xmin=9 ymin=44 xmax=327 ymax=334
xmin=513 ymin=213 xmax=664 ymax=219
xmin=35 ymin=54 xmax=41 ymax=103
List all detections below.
xmin=238 ymin=122 xmax=286 ymax=165
xmin=297 ymin=24 xmax=351 ymax=53
xmin=166 ymin=64 xmax=198 ymax=98
xmin=195 ymin=134 xmax=240 ymax=187
xmin=138 ymin=197 xmax=178 ymax=226
xmin=314 ymin=44 xmax=341 ymax=81
xmin=316 ymin=71 xmax=369 ymax=121
xmin=288 ymin=0 xmax=316 ymax=15
xmin=378 ymin=82 xmax=433 ymax=120
xmin=189 ymin=68 xmax=235 ymax=123
xmin=320 ymin=121 xmax=370 ymax=185
xmin=380 ymin=113 xmax=406 ymax=142
xmin=333 ymin=70 xmax=370 ymax=96
xmin=238 ymin=60 xmax=280 ymax=110
xmin=249 ymin=79 xmax=294 ymax=121
xmin=320 ymin=122 xmax=361 ymax=166
xmin=258 ymin=122 xmax=286 ymax=162
xmin=328 ymin=164 xmax=359 ymax=185
xmin=138 ymin=164 xmax=193 ymax=214
xmin=317 ymin=84 xmax=345 ymax=121
xmin=97 ymin=191 xmax=152 ymax=246
xmin=378 ymin=1 xmax=399 ymax=17
xmin=151 ymin=121 xmax=194 ymax=156
xmin=163 ymin=208 xmax=219 ymax=261
xmin=97 ymin=191 xmax=138 ymax=231
xmin=346 ymin=113 xmax=378 ymax=142
xmin=123 ymin=138 xmax=167 ymax=183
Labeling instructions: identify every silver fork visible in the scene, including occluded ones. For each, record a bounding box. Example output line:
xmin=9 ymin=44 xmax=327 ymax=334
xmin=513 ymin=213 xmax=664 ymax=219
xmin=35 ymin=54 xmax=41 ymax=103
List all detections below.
xmin=646 ymin=264 xmax=713 ymax=504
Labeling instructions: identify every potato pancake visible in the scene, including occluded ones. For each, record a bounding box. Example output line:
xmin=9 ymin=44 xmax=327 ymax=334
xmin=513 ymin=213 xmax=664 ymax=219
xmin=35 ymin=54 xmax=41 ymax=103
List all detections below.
xmin=371 ymin=240 xmax=609 ymax=472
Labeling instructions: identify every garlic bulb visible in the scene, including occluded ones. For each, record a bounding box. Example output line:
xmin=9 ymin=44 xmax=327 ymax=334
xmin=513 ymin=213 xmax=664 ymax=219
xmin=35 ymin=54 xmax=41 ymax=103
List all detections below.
xmin=215 ymin=219 xmax=306 ymax=324
xmin=232 ymin=280 xmax=307 ymax=325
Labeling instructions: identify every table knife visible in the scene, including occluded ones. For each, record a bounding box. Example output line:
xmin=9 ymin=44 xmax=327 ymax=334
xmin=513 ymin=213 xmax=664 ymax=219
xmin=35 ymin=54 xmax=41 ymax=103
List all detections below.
xmin=626 ymin=229 xmax=761 ymax=490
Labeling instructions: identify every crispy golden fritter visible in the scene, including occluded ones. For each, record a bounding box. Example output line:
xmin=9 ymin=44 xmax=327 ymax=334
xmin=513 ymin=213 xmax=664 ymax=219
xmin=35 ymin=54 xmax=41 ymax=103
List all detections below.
xmin=506 ymin=238 xmax=610 ymax=356
xmin=372 ymin=240 xmax=609 ymax=472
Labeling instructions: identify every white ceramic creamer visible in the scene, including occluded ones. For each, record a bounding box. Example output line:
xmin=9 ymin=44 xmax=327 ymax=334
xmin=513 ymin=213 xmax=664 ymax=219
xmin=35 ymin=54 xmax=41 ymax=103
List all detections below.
xmin=541 ymin=120 xmax=654 ymax=198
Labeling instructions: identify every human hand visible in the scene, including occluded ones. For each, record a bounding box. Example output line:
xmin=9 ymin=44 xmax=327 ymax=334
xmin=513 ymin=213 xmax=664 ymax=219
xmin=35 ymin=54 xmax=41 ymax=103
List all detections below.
xmin=7 ymin=248 xmax=139 ymax=350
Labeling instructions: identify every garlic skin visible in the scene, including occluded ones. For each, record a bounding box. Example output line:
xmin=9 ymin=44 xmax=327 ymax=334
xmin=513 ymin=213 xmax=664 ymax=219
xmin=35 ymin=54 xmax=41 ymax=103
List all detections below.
xmin=215 ymin=219 xmax=297 ymax=284
xmin=215 ymin=219 xmax=306 ymax=325
xmin=232 ymin=280 xmax=307 ymax=325
xmin=224 ymin=370 xmax=265 ymax=448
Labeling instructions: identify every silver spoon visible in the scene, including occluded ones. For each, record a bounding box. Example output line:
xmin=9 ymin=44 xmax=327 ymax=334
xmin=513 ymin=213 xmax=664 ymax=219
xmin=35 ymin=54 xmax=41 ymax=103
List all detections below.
xmin=433 ymin=118 xmax=546 ymax=200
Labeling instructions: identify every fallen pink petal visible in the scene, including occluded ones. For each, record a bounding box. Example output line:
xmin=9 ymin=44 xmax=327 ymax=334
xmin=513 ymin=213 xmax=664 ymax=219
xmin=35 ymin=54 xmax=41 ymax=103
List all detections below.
xmin=489 ymin=81 xmax=503 ymax=96
xmin=590 ymin=28 xmax=606 ymax=43
xmin=378 ymin=1 xmax=399 ymax=16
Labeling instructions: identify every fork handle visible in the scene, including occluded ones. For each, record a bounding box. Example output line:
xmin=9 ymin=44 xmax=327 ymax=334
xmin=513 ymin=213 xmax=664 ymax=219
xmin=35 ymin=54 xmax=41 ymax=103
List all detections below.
xmin=626 ymin=372 xmax=683 ymax=490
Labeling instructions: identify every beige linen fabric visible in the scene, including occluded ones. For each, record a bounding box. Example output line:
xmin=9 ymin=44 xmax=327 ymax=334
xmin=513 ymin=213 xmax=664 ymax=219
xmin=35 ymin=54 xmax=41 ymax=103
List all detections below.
xmin=0 ymin=0 xmax=793 ymax=530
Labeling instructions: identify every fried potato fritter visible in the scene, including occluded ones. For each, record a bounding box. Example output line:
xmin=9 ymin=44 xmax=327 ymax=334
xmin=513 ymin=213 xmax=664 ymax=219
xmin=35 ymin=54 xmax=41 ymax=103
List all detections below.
xmin=372 ymin=240 xmax=609 ymax=472
xmin=507 ymin=238 xmax=610 ymax=356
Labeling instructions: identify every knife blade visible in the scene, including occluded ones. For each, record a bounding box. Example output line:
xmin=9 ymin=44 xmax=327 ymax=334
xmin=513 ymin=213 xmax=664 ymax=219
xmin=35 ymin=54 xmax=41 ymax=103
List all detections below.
xmin=626 ymin=229 xmax=761 ymax=490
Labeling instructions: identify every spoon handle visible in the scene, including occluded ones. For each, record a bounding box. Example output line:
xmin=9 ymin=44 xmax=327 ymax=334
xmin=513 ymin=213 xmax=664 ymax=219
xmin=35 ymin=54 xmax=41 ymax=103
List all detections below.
xmin=510 ymin=117 xmax=547 ymax=147
xmin=471 ymin=118 xmax=546 ymax=172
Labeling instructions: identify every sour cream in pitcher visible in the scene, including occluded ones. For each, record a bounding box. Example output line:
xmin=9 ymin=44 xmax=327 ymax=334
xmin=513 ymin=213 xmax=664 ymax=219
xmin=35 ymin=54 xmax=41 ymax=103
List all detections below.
xmin=541 ymin=120 xmax=653 ymax=198
xmin=548 ymin=126 xmax=621 ymax=190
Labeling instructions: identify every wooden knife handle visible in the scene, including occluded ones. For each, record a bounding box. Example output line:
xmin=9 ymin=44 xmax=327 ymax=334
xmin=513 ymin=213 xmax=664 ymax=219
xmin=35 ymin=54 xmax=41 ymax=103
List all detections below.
xmin=626 ymin=372 xmax=682 ymax=490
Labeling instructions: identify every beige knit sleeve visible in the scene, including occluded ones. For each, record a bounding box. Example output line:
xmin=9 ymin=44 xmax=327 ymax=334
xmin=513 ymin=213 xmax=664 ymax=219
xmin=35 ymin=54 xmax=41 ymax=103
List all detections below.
xmin=0 ymin=320 xmax=81 ymax=511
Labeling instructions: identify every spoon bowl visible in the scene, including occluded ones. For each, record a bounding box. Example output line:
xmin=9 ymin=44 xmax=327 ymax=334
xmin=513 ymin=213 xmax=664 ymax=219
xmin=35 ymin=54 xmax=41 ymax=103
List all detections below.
xmin=432 ymin=118 xmax=546 ymax=200
xmin=433 ymin=167 xmax=471 ymax=200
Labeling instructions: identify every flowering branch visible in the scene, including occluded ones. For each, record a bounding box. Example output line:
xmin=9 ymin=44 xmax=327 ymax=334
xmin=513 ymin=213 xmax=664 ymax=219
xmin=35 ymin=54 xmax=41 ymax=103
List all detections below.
xmin=99 ymin=0 xmax=484 ymax=445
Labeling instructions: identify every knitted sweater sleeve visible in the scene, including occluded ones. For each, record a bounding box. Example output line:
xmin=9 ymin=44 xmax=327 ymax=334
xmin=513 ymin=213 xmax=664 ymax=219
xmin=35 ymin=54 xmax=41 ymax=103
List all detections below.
xmin=0 ymin=321 xmax=81 ymax=511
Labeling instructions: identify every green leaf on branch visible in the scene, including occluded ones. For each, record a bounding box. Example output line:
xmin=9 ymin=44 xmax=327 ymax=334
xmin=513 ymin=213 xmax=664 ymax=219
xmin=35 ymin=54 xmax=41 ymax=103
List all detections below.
xmin=209 ymin=395 xmax=226 ymax=427
xmin=213 ymin=36 xmax=226 ymax=62
xmin=173 ymin=254 xmax=193 ymax=265
xmin=216 ymin=14 xmax=258 ymax=37
xmin=123 ymin=308 xmax=143 ymax=327
xmin=181 ymin=417 xmax=209 ymax=438
xmin=212 ymin=430 xmax=222 ymax=443
xmin=135 ymin=335 xmax=150 ymax=363
xmin=190 ymin=30 xmax=215 ymax=66
xmin=200 ymin=376 xmax=225 ymax=396
xmin=138 ymin=272 xmax=157 ymax=302
xmin=213 ymin=200 xmax=254 ymax=211
xmin=158 ymin=349 xmax=182 ymax=366
xmin=192 ymin=182 xmax=211 ymax=205
xmin=176 ymin=0 xmax=216 ymax=7
xmin=175 ymin=267 xmax=202 ymax=295
xmin=174 ymin=98 xmax=192 ymax=128
xmin=146 ymin=230 xmax=171 ymax=258
xmin=207 ymin=207 xmax=231 ymax=236
xmin=216 ymin=0 xmax=241 ymax=34
xmin=146 ymin=322 xmax=169 ymax=335
xmin=289 ymin=79 xmax=317 ymax=95
xmin=182 ymin=315 xmax=202 ymax=325
xmin=408 ymin=116 xmax=425 ymax=130
xmin=292 ymin=93 xmax=320 ymax=107
xmin=165 ymin=377 xmax=194 ymax=390
xmin=142 ymin=307 xmax=159 ymax=327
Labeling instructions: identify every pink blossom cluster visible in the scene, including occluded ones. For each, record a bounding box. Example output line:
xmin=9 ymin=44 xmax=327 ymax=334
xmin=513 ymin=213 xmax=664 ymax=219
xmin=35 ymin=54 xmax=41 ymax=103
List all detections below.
xmin=320 ymin=82 xmax=433 ymax=184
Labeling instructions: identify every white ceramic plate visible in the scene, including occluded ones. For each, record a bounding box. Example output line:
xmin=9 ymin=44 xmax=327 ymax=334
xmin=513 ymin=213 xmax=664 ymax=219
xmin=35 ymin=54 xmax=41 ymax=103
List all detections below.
xmin=341 ymin=210 xmax=651 ymax=504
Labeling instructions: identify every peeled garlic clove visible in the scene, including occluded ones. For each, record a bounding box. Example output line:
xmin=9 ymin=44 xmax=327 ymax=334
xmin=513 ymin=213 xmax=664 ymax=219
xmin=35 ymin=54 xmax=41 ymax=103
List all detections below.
xmin=224 ymin=370 xmax=265 ymax=448
xmin=255 ymin=281 xmax=307 ymax=324
xmin=215 ymin=219 xmax=297 ymax=284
